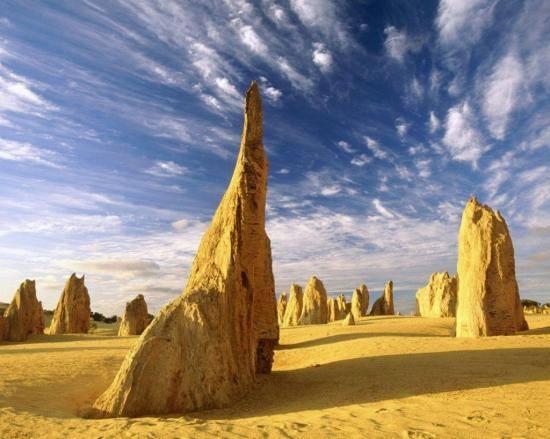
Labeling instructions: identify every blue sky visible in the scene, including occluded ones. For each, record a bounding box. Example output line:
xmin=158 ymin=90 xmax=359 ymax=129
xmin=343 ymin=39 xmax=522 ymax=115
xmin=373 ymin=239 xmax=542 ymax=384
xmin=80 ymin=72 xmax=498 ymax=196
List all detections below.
xmin=0 ymin=0 xmax=548 ymax=314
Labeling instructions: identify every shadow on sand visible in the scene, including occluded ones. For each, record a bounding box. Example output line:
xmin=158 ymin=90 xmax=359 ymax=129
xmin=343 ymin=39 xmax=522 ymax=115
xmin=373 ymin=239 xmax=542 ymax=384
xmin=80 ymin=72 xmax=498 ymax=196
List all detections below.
xmin=195 ymin=347 xmax=550 ymax=420
xmin=278 ymin=331 xmax=449 ymax=350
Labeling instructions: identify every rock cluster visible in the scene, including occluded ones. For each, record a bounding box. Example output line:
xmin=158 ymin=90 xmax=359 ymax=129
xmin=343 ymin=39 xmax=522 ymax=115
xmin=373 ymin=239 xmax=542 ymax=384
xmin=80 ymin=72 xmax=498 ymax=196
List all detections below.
xmin=455 ymin=197 xmax=528 ymax=337
xmin=282 ymin=283 xmax=303 ymax=326
xmin=49 ymin=273 xmax=91 ymax=335
xmin=328 ymin=296 xmax=346 ymax=322
xmin=415 ymin=272 xmax=457 ymax=318
xmin=277 ymin=293 xmax=288 ymax=324
xmin=298 ymin=276 xmax=328 ymax=325
xmin=369 ymin=281 xmax=395 ymax=316
xmin=118 ymin=294 xmax=150 ymax=336
xmin=92 ymin=81 xmax=277 ymax=417
xmin=1 ymin=280 xmax=44 ymax=342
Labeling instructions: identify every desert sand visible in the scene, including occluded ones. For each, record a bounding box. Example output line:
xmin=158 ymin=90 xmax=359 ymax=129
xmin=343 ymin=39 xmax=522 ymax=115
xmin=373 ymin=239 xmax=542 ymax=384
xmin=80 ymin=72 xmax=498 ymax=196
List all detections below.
xmin=1 ymin=314 xmax=549 ymax=438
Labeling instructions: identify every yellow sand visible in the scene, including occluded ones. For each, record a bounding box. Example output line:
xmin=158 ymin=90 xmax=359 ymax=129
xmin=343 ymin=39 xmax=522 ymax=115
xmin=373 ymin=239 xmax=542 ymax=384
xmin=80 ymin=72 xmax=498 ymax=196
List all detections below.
xmin=1 ymin=315 xmax=549 ymax=438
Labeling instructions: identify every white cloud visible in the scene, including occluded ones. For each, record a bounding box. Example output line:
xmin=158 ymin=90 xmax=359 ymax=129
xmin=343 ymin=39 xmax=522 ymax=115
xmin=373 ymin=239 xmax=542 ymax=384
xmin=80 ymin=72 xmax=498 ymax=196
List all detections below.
xmin=277 ymin=56 xmax=314 ymax=91
xmin=0 ymin=63 xmax=56 ymax=116
xmin=410 ymin=77 xmax=423 ymax=99
xmin=408 ymin=144 xmax=428 ymax=155
xmin=372 ymin=198 xmax=395 ymax=219
xmin=442 ymin=101 xmax=488 ymax=166
xmin=415 ymin=158 xmax=432 ymax=178
xmin=214 ymin=77 xmax=240 ymax=99
xmin=312 ymin=42 xmax=333 ymax=72
xmin=259 ymin=76 xmax=282 ymax=104
xmin=482 ymin=51 xmax=524 ymax=140
xmin=395 ymin=118 xmax=409 ymax=139
xmin=200 ymin=94 xmax=222 ymax=111
xmin=337 ymin=140 xmax=354 ymax=153
xmin=239 ymin=25 xmax=268 ymax=55
xmin=0 ymin=139 xmax=62 ymax=168
xmin=145 ymin=160 xmax=188 ymax=178
xmin=364 ymin=136 xmax=388 ymax=160
xmin=429 ymin=111 xmax=440 ymax=133
xmin=289 ymin=0 xmax=350 ymax=46
xmin=277 ymin=168 xmax=290 ymax=175
xmin=351 ymin=154 xmax=371 ymax=167
xmin=436 ymin=0 xmax=495 ymax=48
xmin=320 ymin=185 xmax=341 ymax=196
xmin=70 ymin=259 xmax=160 ymax=278
xmin=383 ymin=26 xmax=423 ymax=63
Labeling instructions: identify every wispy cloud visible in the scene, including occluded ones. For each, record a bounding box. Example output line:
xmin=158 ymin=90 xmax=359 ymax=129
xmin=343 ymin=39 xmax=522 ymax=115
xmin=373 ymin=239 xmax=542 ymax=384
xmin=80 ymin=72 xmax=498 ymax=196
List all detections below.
xmin=383 ymin=26 xmax=424 ymax=63
xmin=0 ymin=139 xmax=62 ymax=168
xmin=442 ymin=102 xmax=488 ymax=167
xmin=145 ymin=160 xmax=188 ymax=178
xmin=436 ymin=0 xmax=495 ymax=49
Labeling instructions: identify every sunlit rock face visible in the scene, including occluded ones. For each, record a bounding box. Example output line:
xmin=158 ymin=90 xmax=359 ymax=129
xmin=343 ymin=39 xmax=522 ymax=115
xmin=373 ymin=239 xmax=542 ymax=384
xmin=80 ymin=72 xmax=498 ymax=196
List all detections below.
xmin=455 ymin=197 xmax=528 ymax=337
xmin=416 ymin=272 xmax=457 ymax=318
xmin=298 ymin=276 xmax=328 ymax=325
xmin=282 ymin=283 xmax=303 ymax=327
xmin=369 ymin=281 xmax=395 ymax=316
xmin=2 ymin=280 xmax=44 ymax=342
xmin=91 ymin=81 xmax=277 ymax=417
xmin=49 ymin=274 xmax=91 ymax=335
xmin=118 ymin=294 xmax=150 ymax=336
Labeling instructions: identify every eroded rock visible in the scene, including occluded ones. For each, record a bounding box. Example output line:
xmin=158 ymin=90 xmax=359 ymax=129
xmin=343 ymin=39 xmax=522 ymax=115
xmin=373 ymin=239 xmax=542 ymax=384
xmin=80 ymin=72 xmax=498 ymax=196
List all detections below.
xmin=369 ymin=281 xmax=395 ymax=316
xmin=92 ymin=81 xmax=277 ymax=417
xmin=118 ymin=294 xmax=150 ymax=336
xmin=455 ymin=197 xmax=528 ymax=337
xmin=282 ymin=283 xmax=303 ymax=327
xmin=298 ymin=276 xmax=328 ymax=325
xmin=49 ymin=273 xmax=91 ymax=335
xmin=415 ymin=272 xmax=457 ymax=318
xmin=2 ymin=280 xmax=44 ymax=342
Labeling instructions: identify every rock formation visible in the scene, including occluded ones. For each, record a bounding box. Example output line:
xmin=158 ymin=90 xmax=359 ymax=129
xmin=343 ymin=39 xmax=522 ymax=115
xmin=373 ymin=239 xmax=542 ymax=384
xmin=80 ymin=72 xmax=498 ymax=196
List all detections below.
xmin=415 ymin=272 xmax=457 ymax=318
xmin=351 ymin=284 xmax=370 ymax=320
xmin=49 ymin=273 xmax=91 ymax=335
xmin=282 ymin=283 xmax=303 ymax=326
xmin=298 ymin=276 xmax=328 ymax=325
xmin=351 ymin=288 xmax=363 ymax=320
xmin=118 ymin=294 xmax=150 ymax=336
xmin=342 ymin=312 xmax=355 ymax=326
xmin=336 ymin=294 xmax=347 ymax=317
xmin=358 ymin=284 xmax=369 ymax=315
xmin=277 ymin=293 xmax=288 ymax=325
xmin=369 ymin=281 xmax=395 ymax=316
xmin=2 ymin=280 xmax=44 ymax=342
xmin=327 ymin=297 xmax=337 ymax=322
xmin=92 ymin=81 xmax=277 ymax=418
xmin=455 ymin=197 xmax=528 ymax=337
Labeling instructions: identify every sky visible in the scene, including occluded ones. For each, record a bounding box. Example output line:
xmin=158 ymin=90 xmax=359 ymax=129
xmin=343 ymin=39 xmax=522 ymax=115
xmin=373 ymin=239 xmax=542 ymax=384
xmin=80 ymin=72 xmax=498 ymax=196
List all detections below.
xmin=0 ymin=0 xmax=548 ymax=315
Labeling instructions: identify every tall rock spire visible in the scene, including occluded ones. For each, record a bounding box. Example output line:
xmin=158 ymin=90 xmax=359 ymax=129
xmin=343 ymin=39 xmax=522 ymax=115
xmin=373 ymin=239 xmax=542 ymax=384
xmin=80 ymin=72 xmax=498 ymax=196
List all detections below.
xmin=91 ymin=81 xmax=277 ymax=417
xmin=455 ymin=197 xmax=528 ymax=337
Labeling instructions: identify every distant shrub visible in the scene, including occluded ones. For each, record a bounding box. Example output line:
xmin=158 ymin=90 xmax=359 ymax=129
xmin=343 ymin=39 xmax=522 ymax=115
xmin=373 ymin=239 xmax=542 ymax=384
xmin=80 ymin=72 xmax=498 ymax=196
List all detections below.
xmin=90 ymin=311 xmax=118 ymax=324
xmin=103 ymin=315 xmax=118 ymax=324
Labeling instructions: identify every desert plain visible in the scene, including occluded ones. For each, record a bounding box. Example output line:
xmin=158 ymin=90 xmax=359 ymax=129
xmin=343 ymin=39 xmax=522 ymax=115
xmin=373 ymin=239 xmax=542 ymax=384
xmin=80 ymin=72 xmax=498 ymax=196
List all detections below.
xmin=1 ymin=314 xmax=549 ymax=438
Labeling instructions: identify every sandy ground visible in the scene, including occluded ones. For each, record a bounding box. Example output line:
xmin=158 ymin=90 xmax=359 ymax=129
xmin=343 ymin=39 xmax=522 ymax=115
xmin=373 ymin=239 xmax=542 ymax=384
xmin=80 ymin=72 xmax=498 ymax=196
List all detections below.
xmin=1 ymin=315 xmax=549 ymax=439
